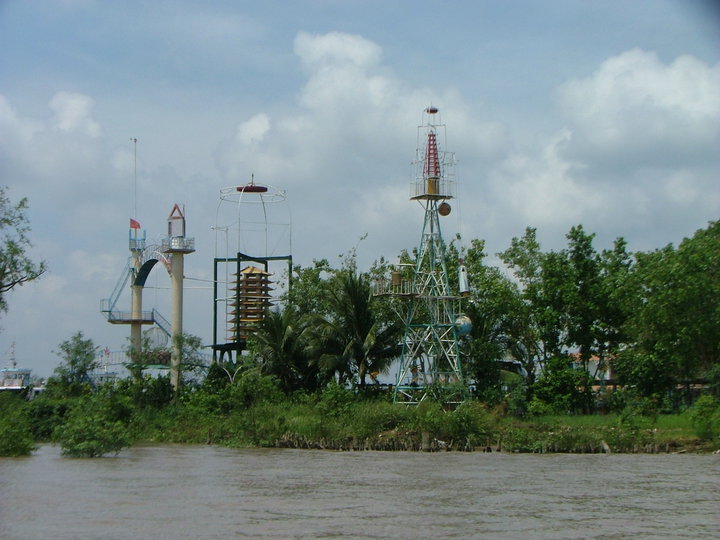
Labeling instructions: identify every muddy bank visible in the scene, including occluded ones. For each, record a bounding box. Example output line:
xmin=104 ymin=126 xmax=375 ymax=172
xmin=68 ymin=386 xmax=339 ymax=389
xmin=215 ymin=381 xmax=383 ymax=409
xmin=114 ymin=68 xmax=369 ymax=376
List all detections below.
xmin=272 ymin=428 xmax=714 ymax=454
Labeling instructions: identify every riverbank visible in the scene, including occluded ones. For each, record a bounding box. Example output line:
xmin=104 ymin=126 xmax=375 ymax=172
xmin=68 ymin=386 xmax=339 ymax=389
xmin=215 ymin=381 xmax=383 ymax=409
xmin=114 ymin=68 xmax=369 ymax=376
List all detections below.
xmin=4 ymin=388 xmax=718 ymax=457
xmin=129 ymin=400 xmax=718 ymax=454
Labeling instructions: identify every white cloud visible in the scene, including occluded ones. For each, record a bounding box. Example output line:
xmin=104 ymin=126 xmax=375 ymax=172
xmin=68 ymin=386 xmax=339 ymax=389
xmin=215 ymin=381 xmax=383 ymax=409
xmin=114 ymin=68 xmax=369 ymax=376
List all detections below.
xmin=216 ymin=32 xmax=410 ymax=189
xmin=557 ymin=49 xmax=720 ymax=168
xmin=235 ymin=113 xmax=271 ymax=145
xmin=49 ymin=92 xmax=102 ymax=138
xmin=488 ymin=130 xmax=600 ymax=227
xmin=295 ymin=31 xmax=382 ymax=72
xmin=0 ymin=95 xmax=42 ymax=142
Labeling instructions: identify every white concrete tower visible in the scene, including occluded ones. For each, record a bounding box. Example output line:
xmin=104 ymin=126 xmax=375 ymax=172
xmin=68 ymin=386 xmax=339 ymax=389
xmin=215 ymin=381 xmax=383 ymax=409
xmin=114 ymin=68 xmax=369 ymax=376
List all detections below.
xmin=161 ymin=204 xmax=195 ymax=391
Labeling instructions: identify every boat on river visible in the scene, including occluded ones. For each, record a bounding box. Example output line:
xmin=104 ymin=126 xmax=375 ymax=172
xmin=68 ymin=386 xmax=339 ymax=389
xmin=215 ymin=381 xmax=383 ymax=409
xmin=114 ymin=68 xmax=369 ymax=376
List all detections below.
xmin=0 ymin=344 xmax=32 ymax=392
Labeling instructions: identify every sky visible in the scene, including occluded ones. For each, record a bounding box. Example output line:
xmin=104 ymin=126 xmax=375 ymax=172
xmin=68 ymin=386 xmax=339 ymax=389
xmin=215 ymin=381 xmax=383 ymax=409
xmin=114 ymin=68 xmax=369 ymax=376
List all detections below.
xmin=1 ymin=0 xmax=718 ymax=377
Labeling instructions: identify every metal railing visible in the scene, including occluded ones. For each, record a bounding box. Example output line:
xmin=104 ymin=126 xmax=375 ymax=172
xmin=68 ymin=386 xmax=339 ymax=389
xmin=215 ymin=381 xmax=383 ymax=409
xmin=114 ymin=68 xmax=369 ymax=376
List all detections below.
xmin=161 ymin=237 xmax=195 ymax=252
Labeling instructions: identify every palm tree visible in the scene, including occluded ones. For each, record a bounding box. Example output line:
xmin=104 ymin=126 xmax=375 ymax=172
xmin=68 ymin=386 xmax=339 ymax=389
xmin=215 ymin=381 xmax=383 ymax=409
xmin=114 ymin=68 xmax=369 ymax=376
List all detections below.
xmin=252 ymin=307 xmax=322 ymax=393
xmin=309 ymin=271 xmax=401 ymax=388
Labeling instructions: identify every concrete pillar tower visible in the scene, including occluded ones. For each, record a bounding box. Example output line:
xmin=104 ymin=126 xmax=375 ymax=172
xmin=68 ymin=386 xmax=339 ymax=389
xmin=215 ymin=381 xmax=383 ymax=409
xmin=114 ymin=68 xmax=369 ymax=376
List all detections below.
xmin=129 ymin=221 xmax=146 ymax=354
xmin=161 ymin=204 xmax=195 ymax=392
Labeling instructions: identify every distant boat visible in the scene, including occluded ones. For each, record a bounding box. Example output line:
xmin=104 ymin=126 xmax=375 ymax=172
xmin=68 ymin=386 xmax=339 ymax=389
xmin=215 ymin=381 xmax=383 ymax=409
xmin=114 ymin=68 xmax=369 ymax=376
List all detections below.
xmin=0 ymin=343 xmax=32 ymax=392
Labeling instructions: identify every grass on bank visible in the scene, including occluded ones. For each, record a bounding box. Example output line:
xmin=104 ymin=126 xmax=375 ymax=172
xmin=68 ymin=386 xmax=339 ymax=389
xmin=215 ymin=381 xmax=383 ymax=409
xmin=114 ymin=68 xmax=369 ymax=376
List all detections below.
xmin=127 ymin=395 xmax=716 ymax=454
xmin=2 ymin=382 xmax=719 ymax=457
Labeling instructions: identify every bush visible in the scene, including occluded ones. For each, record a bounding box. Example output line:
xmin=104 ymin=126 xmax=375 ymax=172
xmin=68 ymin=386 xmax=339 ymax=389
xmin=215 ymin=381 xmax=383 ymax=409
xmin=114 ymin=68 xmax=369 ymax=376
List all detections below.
xmin=27 ymin=397 xmax=74 ymax=440
xmin=232 ymin=370 xmax=284 ymax=408
xmin=445 ymin=400 xmax=496 ymax=447
xmin=0 ymin=393 xmax=35 ymax=456
xmin=117 ymin=375 xmax=174 ymax=409
xmin=409 ymin=400 xmax=445 ymax=433
xmin=531 ymin=357 xmax=593 ymax=414
xmin=53 ymin=395 xmax=133 ymax=457
xmin=318 ymin=382 xmax=354 ymax=418
xmin=527 ymin=397 xmax=555 ymax=417
xmin=689 ymin=395 xmax=720 ymax=442
xmin=55 ymin=413 xmax=132 ymax=457
xmin=502 ymin=376 xmax=528 ymax=417
xmin=346 ymin=400 xmax=410 ymax=439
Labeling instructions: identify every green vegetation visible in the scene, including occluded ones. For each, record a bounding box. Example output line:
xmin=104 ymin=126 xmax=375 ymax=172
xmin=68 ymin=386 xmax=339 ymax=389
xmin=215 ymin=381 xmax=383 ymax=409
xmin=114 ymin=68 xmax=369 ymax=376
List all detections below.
xmin=1 ymin=368 xmax=717 ymax=456
xmin=53 ymin=389 xmax=133 ymax=457
xmin=0 ymin=392 xmax=36 ymax=456
xmin=0 ymin=191 xmax=718 ymax=456
xmin=0 ymin=187 xmax=46 ymax=313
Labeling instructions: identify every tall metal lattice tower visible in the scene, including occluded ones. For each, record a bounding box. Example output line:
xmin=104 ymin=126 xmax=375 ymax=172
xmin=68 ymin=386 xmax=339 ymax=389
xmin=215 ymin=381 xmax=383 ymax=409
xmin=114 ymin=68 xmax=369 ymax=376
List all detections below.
xmin=377 ymin=107 xmax=469 ymax=405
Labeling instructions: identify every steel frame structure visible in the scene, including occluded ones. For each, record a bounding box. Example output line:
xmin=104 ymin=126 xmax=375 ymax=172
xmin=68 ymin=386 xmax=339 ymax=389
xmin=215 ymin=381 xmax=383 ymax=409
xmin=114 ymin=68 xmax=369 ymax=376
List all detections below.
xmin=391 ymin=108 xmax=467 ymax=405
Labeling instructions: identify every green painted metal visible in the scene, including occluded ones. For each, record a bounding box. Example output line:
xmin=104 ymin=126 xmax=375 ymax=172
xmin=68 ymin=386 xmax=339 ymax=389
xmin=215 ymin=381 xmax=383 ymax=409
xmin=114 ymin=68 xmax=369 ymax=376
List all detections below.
xmin=392 ymin=109 xmax=468 ymax=405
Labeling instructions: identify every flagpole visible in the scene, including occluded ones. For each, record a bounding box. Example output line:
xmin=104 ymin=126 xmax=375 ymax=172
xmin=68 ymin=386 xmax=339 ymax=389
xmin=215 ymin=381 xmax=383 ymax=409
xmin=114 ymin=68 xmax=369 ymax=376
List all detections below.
xmin=131 ymin=137 xmax=138 ymax=221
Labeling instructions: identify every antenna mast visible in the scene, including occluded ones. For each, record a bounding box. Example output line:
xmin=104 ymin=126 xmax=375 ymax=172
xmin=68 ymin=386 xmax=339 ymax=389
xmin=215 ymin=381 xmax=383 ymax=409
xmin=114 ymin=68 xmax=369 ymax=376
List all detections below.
xmin=130 ymin=137 xmax=138 ymax=219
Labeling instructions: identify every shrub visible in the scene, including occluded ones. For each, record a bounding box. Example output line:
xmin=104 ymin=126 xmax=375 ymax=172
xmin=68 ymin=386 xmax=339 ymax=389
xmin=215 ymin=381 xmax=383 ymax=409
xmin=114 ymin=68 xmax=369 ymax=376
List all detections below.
xmin=318 ymin=382 xmax=354 ymax=418
xmin=54 ymin=412 xmax=132 ymax=457
xmin=527 ymin=397 xmax=555 ymax=417
xmin=346 ymin=400 xmax=410 ymax=439
xmin=531 ymin=357 xmax=593 ymax=414
xmin=689 ymin=395 xmax=720 ymax=442
xmin=0 ymin=393 xmax=35 ymax=456
xmin=409 ymin=400 xmax=445 ymax=433
xmin=27 ymin=397 xmax=74 ymax=440
xmin=117 ymin=375 xmax=174 ymax=409
xmin=53 ymin=395 xmax=133 ymax=457
xmin=444 ymin=400 xmax=496 ymax=446
xmin=232 ymin=370 xmax=284 ymax=408
xmin=502 ymin=376 xmax=528 ymax=417
xmin=501 ymin=424 xmax=545 ymax=453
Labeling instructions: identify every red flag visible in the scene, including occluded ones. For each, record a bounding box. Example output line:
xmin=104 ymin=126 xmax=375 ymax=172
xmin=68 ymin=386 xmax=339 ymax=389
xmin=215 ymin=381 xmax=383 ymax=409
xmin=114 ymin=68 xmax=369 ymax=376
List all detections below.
xmin=130 ymin=218 xmax=141 ymax=230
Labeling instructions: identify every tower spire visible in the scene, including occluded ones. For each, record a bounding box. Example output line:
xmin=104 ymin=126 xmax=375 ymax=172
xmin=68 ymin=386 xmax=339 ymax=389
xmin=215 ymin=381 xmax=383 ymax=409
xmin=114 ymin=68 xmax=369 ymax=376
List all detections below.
xmin=423 ymin=131 xmax=440 ymax=180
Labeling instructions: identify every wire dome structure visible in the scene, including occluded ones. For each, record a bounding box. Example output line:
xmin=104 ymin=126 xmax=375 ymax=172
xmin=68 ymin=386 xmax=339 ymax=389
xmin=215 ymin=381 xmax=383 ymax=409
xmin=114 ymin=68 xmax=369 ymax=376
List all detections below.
xmin=212 ymin=177 xmax=293 ymax=362
xmin=214 ymin=177 xmax=292 ymax=260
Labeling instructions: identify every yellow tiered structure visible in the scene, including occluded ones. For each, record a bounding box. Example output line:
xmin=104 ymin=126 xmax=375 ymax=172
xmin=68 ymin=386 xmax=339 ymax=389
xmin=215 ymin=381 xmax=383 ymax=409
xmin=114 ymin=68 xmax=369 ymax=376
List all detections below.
xmin=228 ymin=265 xmax=274 ymax=342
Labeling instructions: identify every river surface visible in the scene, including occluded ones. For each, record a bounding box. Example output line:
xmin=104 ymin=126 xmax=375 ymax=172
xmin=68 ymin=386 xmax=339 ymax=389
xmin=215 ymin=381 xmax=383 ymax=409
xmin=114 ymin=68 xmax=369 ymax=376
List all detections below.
xmin=1 ymin=445 xmax=718 ymax=539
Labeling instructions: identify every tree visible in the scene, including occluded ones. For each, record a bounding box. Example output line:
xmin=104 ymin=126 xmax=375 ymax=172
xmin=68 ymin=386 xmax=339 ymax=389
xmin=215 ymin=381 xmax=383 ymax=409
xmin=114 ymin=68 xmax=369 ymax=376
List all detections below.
xmin=251 ymin=307 xmax=323 ymax=393
xmin=563 ymin=225 xmax=603 ymax=369
xmin=499 ymin=227 xmax=565 ymax=383
xmin=531 ymin=356 xmax=593 ymax=415
xmin=596 ymin=237 xmax=633 ymax=371
xmin=309 ymin=271 xmax=401 ymax=388
xmin=0 ymin=392 xmax=35 ymax=456
xmin=47 ymin=332 xmax=99 ymax=397
xmin=173 ymin=333 xmax=208 ymax=388
xmin=53 ymin=390 xmax=133 ymax=458
xmin=284 ymin=259 xmax=334 ymax=317
xmin=445 ymin=237 xmax=515 ymax=398
xmin=562 ymin=226 xmax=632 ymax=377
xmin=615 ymin=220 xmax=720 ymax=399
xmin=0 ymin=187 xmax=46 ymax=312
xmin=501 ymin=225 xmax=633 ymax=389
xmin=123 ymin=335 xmax=171 ymax=382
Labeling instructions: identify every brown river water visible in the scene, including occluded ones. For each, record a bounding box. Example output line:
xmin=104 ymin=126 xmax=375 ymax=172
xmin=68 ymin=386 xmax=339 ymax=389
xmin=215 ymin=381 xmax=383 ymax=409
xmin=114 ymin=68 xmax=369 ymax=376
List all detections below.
xmin=1 ymin=444 xmax=718 ymax=539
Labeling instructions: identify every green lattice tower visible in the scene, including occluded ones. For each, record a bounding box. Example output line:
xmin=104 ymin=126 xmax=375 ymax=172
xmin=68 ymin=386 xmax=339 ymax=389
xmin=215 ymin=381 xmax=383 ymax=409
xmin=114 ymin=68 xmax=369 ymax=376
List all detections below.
xmin=393 ymin=107 xmax=467 ymax=405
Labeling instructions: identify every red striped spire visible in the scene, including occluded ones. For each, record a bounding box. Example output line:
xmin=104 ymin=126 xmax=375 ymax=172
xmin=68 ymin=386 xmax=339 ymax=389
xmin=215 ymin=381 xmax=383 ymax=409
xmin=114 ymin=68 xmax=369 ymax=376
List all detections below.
xmin=423 ymin=131 xmax=440 ymax=179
